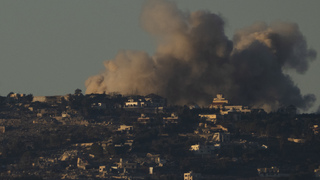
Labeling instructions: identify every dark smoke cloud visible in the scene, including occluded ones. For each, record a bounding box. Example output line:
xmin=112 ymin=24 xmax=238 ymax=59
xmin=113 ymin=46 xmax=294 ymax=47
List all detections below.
xmin=85 ymin=0 xmax=317 ymax=112
xmin=316 ymin=105 xmax=320 ymax=114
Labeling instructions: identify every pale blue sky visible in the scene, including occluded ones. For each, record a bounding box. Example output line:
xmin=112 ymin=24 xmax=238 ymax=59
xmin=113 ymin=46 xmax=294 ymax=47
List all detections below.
xmin=1 ymin=0 xmax=320 ymax=112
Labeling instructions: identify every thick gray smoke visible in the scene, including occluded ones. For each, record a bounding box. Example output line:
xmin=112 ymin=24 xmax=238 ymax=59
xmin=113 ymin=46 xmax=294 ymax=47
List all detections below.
xmin=85 ymin=0 xmax=317 ymax=112
xmin=316 ymin=105 xmax=320 ymax=114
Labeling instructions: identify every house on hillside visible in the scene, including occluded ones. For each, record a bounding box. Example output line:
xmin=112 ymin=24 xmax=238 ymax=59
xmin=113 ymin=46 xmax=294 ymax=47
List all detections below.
xmin=124 ymin=95 xmax=145 ymax=108
xmin=91 ymin=102 xmax=107 ymax=110
xmin=224 ymin=105 xmax=251 ymax=113
xmin=144 ymin=93 xmax=166 ymax=108
xmin=124 ymin=94 xmax=166 ymax=109
xmin=199 ymin=114 xmax=224 ymax=123
xmin=163 ymin=113 xmax=179 ymax=124
xmin=209 ymin=94 xmax=228 ymax=109
xmin=137 ymin=114 xmax=152 ymax=124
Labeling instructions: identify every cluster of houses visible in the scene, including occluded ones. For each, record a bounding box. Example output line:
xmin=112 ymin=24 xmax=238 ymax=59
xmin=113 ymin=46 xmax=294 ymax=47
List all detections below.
xmin=124 ymin=94 xmax=166 ymax=109
xmin=206 ymin=94 xmax=251 ymax=120
xmin=2 ymin=92 xmax=320 ymax=179
xmin=188 ymin=94 xmax=248 ymax=156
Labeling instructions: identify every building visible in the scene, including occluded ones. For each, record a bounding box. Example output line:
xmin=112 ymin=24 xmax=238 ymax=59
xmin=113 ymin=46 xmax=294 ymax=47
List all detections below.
xmin=91 ymin=102 xmax=107 ymax=110
xmin=208 ymin=94 xmax=251 ymax=119
xmin=125 ymin=96 xmax=145 ymax=108
xmin=144 ymin=93 xmax=166 ymax=108
xmin=137 ymin=114 xmax=151 ymax=124
xmin=146 ymin=153 xmax=166 ymax=167
xmin=209 ymin=94 xmax=228 ymax=109
xmin=199 ymin=114 xmax=217 ymax=122
xmin=77 ymin=157 xmax=89 ymax=170
xmin=224 ymin=105 xmax=251 ymax=113
xmin=211 ymin=132 xmax=230 ymax=142
xmin=118 ymin=158 xmax=138 ymax=172
xmin=211 ymin=125 xmax=228 ymax=132
xmin=184 ymin=171 xmax=201 ymax=180
xmin=99 ymin=166 xmax=108 ymax=177
xmin=257 ymin=167 xmax=280 ymax=177
xmin=163 ymin=113 xmax=179 ymax=124
xmin=190 ymin=144 xmax=210 ymax=155
xmin=117 ymin=125 xmax=133 ymax=133
xmin=189 ymin=144 xmax=220 ymax=155
xmin=124 ymin=94 xmax=166 ymax=109
xmin=198 ymin=114 xmax=224 ymax=123
xmin=32 ymin=96 xmax=46 ymax=102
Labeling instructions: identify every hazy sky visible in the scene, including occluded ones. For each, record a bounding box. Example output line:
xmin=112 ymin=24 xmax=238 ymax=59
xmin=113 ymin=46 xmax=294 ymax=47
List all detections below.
xmin=1 ymin=0 xmax=320 ymax=112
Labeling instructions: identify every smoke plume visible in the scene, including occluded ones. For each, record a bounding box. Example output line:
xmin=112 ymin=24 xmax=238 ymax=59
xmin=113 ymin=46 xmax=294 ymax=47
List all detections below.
xmin=316 ymin=105 xmax=320 ymax=114
xmin=85 ymin=0 xmax=317 ymax=111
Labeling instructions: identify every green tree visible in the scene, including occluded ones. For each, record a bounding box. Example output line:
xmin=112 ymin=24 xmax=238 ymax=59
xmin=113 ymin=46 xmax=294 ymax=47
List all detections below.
xmin=74 ymin=88 xmax=83 ymax=96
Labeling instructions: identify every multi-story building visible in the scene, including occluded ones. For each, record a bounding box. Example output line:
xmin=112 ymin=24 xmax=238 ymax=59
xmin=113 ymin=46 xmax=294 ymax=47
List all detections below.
xmin=209 ymin=94 xmax=228 ymax=109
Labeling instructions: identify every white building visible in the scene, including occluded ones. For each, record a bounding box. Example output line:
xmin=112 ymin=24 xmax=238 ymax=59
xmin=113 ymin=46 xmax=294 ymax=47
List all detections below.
xmin=124 ymin=94 xmax=166 ymax=108
xmin=125 ymin=97 xmax=145 ymax=108
xmin=209 ymin=94 xmax=228 ymax=109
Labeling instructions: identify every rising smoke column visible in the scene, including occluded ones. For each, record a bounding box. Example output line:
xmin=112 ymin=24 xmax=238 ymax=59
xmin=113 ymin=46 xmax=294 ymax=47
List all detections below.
xmin=230 ymin=22 xmax=316 ymax=111
xmin=85 ymin=0 xmax=317 ymax=111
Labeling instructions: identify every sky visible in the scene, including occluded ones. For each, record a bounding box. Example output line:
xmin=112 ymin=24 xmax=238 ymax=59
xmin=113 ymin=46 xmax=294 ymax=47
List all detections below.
xmin=1 ymin=0 xmax=320 ymax=112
